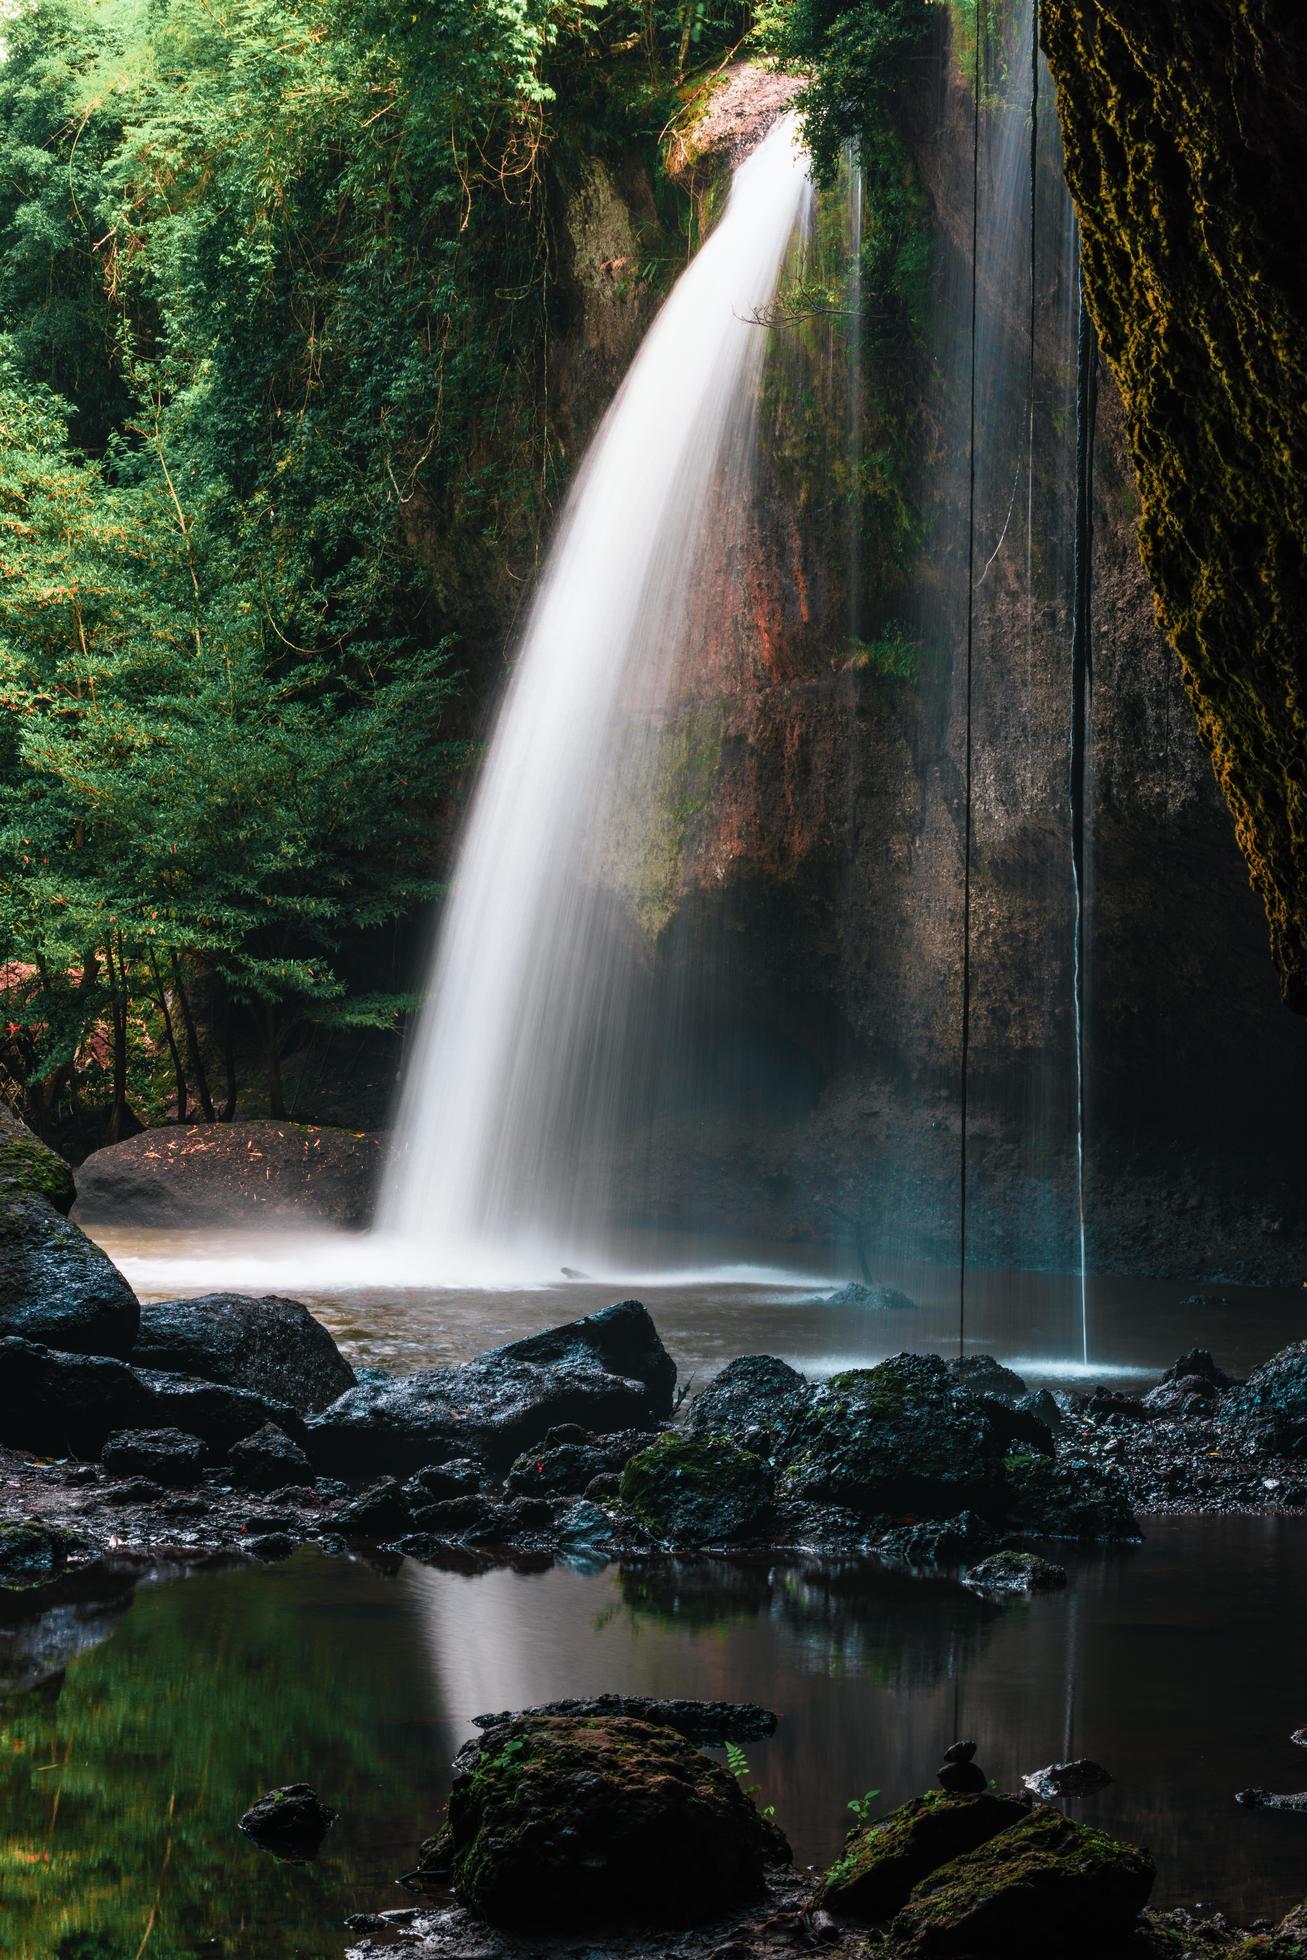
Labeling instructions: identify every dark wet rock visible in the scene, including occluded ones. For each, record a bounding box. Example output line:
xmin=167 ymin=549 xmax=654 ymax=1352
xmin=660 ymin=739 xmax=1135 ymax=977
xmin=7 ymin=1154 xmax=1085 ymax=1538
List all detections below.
xmin=889 ymin=1804 xmax=1155 ymax=1955
xmin=444 ymin=1713 xmax=787 ymax=1930
xmin=1220 ymin=1343 xmax=1307 ymax=1455
xmin=976 ymin=1398 xmax=1056 ymax=1459
xmin=329 ymin=1478 xmax=412 ymax=1535
xmin=947 ymin=1355 xmax=1028 ymax=1406
xmin=618 ymin=1432 xmax=773 ymax=1545
xmin=583 ymin=1470 xmax=622 ymax=1500
xmin=820 ymin=1792 xmax=1030 ymax=1923
xmin=246 ymin=1531 xmax=295 ymax=1560
xmin=471 ymin=1695 xmax=777 ymax=1746
xmin=778 ymin=1355 xmax=1006 ymax=1522
xmin=101 ymin=1427 xmax=205 ymax=1486
xmin=1085 ymin=1388 xmax=1150 ymax=1424
xmin=1003 ymin=1452 xmax=1141 ymax=1540
xmin=0 ymin=1105 xmax=138 ymax=1360
xmin=0 ymin=1337 xmax=307 ymax=1458
xmin=818 ymin=1281 xmax=917 ymax=1311
xmin=1292 ymin=1727 xmax=1307 ymax=1748
xmin=1235 ymin=1788 xmax=1307 ymax=1811
xmin=685 ymin=1356 xmax=812 ymax=1458
xmin=107 ymin=1477 xmax=165 ymax=1505
xmin=132 ymin=1292 xmax=355 ymax=1414
xmin=1015 ymin=1389 xmax=1063 ymax=1432
xmin=1023 ymin=1759 xmax=1112 ymax=1801
xmin=937 ymin=1754 xmax=987 ymax=1795
xmin=551 ymin=1498 xmax=618 ymax=1553
xmin=0 ymin=1519 xmax=78 ymax=1590
xmin=307 ymin=1300 xmax=673 ymax=1475
xmin=238 ymin=1782 xmax=337 ymax=1861
xmin=963 ymin=1551 xmax=1068 ymax=1597
xmin=488 ymin=1300 xmax=676 ymax=1415
xmin=506 ymin=1428 xmax=646 ymax=1500
xmin=228 ymin=1423 xmax=312 ymax=1491
xmin=402 ymin=1461 xmax=482 ymax=1506
xmin=877 ymin=1511 xmax=997 ymax=1566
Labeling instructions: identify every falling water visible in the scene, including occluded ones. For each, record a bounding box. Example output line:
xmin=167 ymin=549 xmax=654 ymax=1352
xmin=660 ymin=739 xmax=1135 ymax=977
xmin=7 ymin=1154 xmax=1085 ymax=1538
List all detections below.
xmin=379 ymin=117 xmax=813 ymax=1277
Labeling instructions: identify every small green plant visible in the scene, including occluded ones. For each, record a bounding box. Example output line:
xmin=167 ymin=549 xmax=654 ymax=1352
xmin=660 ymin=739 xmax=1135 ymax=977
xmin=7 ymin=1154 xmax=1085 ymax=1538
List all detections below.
xmin=846 ymin=623 xmax=922 ymax=679
xmin=847 ymin=1787 xmax=882 ymax=1825
xmin=725 ymin=1741 xmax=777 ymax=1819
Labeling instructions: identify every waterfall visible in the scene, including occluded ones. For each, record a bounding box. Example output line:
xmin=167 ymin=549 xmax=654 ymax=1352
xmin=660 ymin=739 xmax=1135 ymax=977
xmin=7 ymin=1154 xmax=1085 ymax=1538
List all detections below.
xmin=378 ymin=116 xmax=813 ymax=1277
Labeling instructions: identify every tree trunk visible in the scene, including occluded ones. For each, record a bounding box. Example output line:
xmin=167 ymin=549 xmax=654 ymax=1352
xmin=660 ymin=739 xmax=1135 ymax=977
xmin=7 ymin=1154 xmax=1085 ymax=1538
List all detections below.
xmin=148 ymin=949 xmax=188 ymax=1122
xmin=220 ymin=985 xmax=238 ymax=1122
xmin=101 ymin=936 xmax=143 ymax=1145
xmin=171 ymin=952 xmax=215 ymax=1122
xmin=262 ymin=1009 xmax=287 ymax=1121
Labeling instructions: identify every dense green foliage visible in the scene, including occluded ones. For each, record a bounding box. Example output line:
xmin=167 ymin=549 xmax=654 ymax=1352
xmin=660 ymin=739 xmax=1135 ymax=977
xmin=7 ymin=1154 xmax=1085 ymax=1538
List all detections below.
xmin=0 ymin=0 xmax=745 ymax=1137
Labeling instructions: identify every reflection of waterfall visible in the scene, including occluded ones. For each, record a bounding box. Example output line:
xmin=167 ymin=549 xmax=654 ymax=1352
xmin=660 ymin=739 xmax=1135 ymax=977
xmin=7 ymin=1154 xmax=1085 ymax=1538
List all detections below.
xmin=379 ymin=119 xmax=812 ymax=1278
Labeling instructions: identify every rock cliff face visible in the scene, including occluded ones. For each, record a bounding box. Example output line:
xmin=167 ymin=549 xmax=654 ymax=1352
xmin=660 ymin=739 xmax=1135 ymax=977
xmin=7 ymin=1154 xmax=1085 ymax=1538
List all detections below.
xmin=1040 ymin=2 xmax=1307 ymax=1009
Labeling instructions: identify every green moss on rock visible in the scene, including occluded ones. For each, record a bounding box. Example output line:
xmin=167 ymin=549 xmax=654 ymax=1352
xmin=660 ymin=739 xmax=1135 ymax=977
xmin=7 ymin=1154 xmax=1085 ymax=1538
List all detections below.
xmin=820 ymin=1790 xmax=1030 ymax=1923
xmin=446 ymin=1714 xmax=788 ymax=1931
xmin=618 ymin=1431 xmax=773 ymax=1544
xmin=891 ymin=1803 xmax=1156 ymax=1955
xmin=0 ymin=1110 xmax=75 ymax=1215
xmin=1041 ymin=2 xmax=1307 ymax=1010
xmin=1003 ymin=1452 xmax=1140 ymax=1540
xmin=0 ymin=1519 xmax=79 ymax=1590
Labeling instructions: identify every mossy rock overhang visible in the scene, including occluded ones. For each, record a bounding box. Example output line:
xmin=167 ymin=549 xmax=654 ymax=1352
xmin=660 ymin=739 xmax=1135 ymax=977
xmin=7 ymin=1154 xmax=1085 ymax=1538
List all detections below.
xmin=1041 ymin=0 xmax=1307 ymax=1012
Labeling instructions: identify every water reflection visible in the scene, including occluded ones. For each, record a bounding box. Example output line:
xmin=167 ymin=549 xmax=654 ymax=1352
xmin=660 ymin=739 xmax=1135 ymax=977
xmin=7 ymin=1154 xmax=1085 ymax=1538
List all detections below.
xmin=2 ymin=1522 xmax=1305 ymax=1956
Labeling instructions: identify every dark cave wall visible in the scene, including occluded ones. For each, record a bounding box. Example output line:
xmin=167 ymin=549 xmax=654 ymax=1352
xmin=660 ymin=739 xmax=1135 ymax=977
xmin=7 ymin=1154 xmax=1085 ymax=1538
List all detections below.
xmin=1040 ymin=0 xmax=1307 ymax=1010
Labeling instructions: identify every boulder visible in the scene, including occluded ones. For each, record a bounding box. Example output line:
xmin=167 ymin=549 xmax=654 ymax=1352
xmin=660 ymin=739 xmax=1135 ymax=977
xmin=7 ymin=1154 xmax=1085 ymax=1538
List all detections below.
xmin=505 ymin=1428 xmax=646 ymax=1499
xmin=328 ymin=1478 xmax=412 ymax=1535
xmin=1003 ymin=1453 xmax=1140 ymax=1540
xmin=1220 ymin=1342 xmax=1307 ymax=1454
xmin=0 ymin=1337 xmax=306 ymax=1458
xmin=401 ymin=1461 xmax=482 ymax=1506
xmin=878 ymin=1511 xmax=997 ymax=1565
xmin=963 ymin=1551 xmax=1068 ymax=1596
xmin=101 ymin=1428 xmax=205 ymax=1486
xmin=820 ymin=1792 xmax=1031 ymax=1922
xmin=0 ymin=1105 xmax=138 ymax=1357
xmin=227 ymin=1423 xmax=312 ymax=1491
xmin=132 ymin=1293 xmax=355 ymax=1413
xmin=618 ymin=1432 xmax=773 ymax=1545
xmin=0 ymin=1519 xmax=78 ymax=1591
xmin=947 ymin=1355 xmax=1028 ymax=1405
xmin=820 ymin=1281 xmax=918 ymax=1311
xmin=889 ymin=1805 xmax=1155 ymax=1955
xmin=778 ymin=1355 xmax=1007 ymax=1521
xmin=74 ymin=1120 xmax=381 ymax=1228
xmin=306 ymin=1300 xmax=673 ymax=1475
xmin=445 ymin=1714 xmax=787 ymax=1930
xmin=238 ymin=1783 xmax=337 ymax=1862
xmin=1015 ymin=1388 xmax=1063 ymax=1433
xmin=485 ymin=1300 xmax=676 ymax=1414
xmin=684 ymin=1355 xmax=812 ymax=1458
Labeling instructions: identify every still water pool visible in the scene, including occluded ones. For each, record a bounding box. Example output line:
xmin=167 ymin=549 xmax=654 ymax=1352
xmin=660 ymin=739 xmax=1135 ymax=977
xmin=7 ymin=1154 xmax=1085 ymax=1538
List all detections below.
xmin=4 ymin=1518 xmax=1307 ymax=1958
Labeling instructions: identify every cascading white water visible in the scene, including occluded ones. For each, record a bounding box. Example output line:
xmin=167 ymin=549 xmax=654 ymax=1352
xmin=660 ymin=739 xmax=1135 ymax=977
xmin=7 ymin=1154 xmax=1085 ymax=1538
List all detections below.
xmin=378 ymin=116 xmax=812 ymax=1278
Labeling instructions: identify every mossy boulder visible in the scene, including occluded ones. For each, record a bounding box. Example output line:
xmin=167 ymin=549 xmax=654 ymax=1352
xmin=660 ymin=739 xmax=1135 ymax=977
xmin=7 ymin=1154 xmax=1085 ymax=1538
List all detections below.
xmin=1003 ymin=1454 xmax=1140 ymax=1540
xmin=890 ymin=1804 xmax=1155 ymax=1956
xmin=0 ymin=1519 xmax=79 ymax=1590
xmin=0 ymin=1108 xmax=138 ymax=1358
xmin=820 ymin=1792 xmax=1030 ymax=1923
xmin=962 ymin=1550 xmax=1068 ymax=1596
xmin=618 ymin=1431 xmax=773 ymax=1544
xmin=778 ymin=1354 xmax=1006 ymax=1521
xmin=446 ymin=1714 xmax=788 ymax=1931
